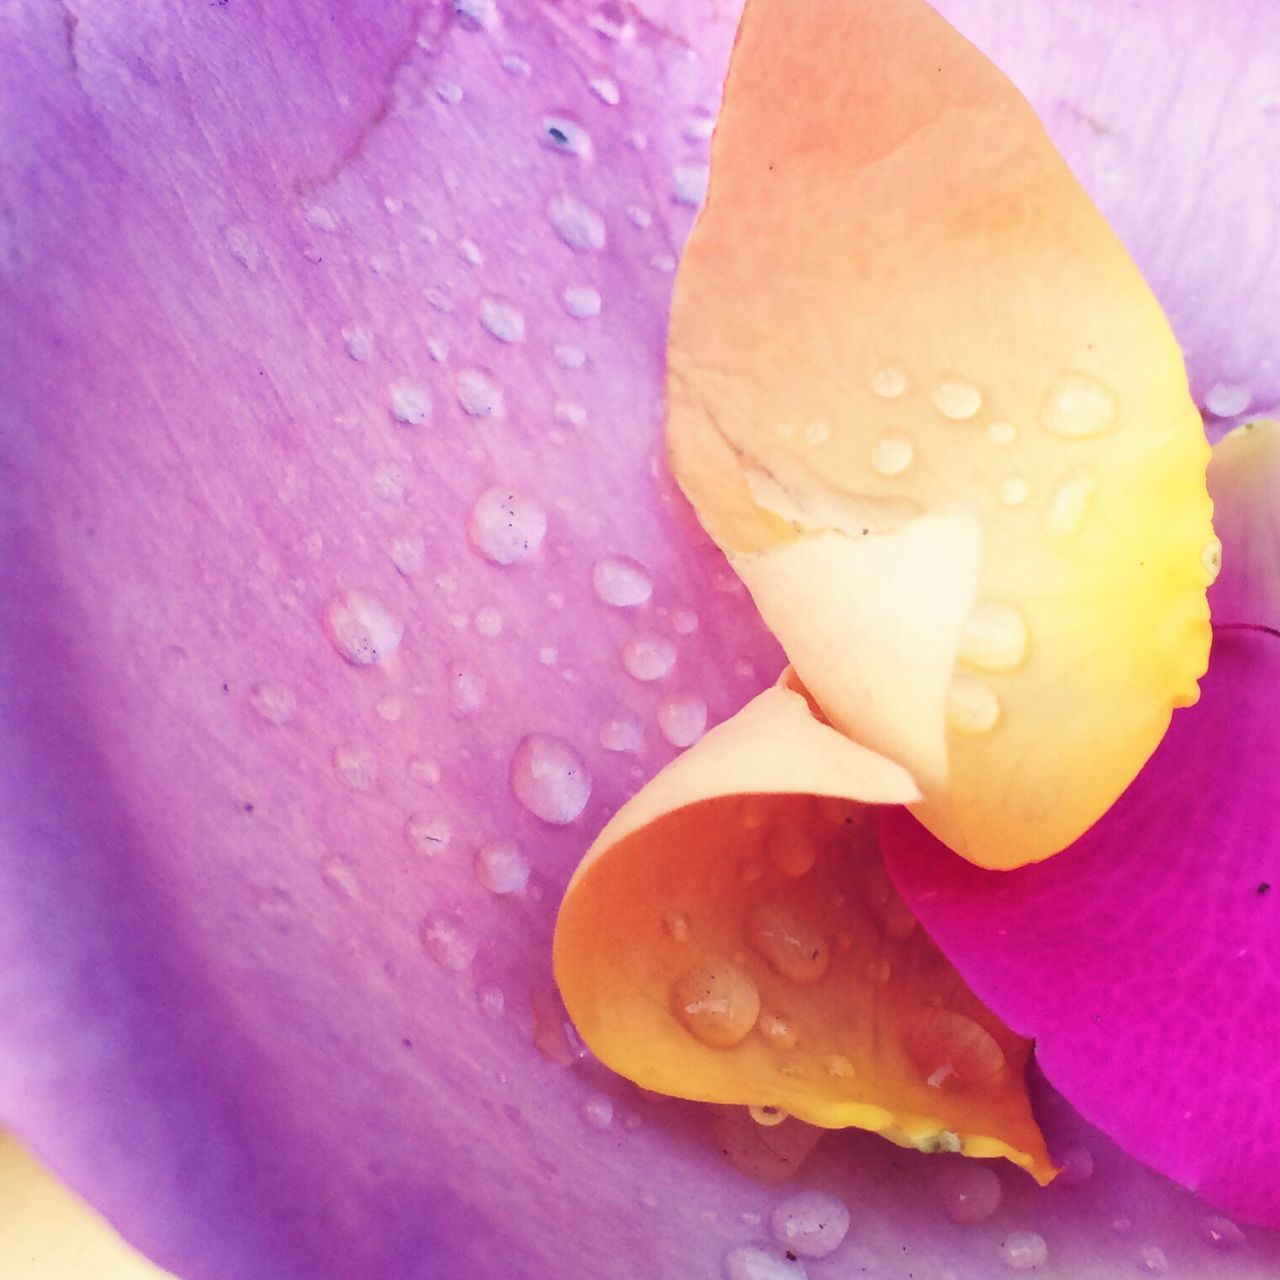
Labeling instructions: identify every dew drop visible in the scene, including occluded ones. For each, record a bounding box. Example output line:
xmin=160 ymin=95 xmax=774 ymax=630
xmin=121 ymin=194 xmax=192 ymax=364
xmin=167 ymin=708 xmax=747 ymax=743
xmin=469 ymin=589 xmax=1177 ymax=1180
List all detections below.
xmin=479 ymin=299 xmax=525 ymax=343
xmin=673 ymin=162 xmax=710 ymax=206
xmin=510 ymin=733 xmax=591 ymax=824
xmin=746 ymin=904 xmax=830 ymax=984
xmin=590 ymin=75 xmax=621 ymax=105
xmin=581 ymin=1093 xmax=615 ymax=1129
xmin=1043 ymin=472 xmax=1097 ymax=539
xmin=457 ymin=369 xmax=503 ymax=417
xmin=451 ymin=669 xmax=486 ymax=715
xmin=458 ymin=237 xmax=482 ymax=265
xmin=771 ymin=1190 xmax=850 ymax=1259
xmin=1056 ymin=1144 xmax=1094 ymax=1186
xmin=750 ymin=1105 xmax=788 ymax=1128
xmin=871 ymin=433 xmax=914 ymax=476
xmin=905 ymin=1008 xmax=1007 ymax=1090
xmin=946 ymin=674 xmax=1000 ymax=734
xmin=1204 ymin=382 xmax=1251 ymax=418
xmin=333 ymin=743 xmax=377 ymax=790
xmin=932 ymin=377 xmax=983 ymax=421
xmin=663 ymin=911 xmax=691 ymax=942
xmin=599 ymin=713 xmax=644 ymax=753
xmin=224 ymin=224 xmax=260 ymax=270
xmin=959 ymin=601 xmax=1030 ymax=673
xmin=1201 ymin=1216 xmax=1245 ymax=1250
xmin=474 ymin=840 xmax=530 ymax=895
xmin=672 ymin=959 xmax=760 ymax=1048
xmin=389 ymin=380 xmax=432 ymax=425
xmin=658 ymin=694 xmax=708 ymax=747
xmin=1201 ymin=536 xmax=1222 ymax=582
xmin=826 ymin=1054 xmax=855 ymax=1079
xmin=999 ymin=1232 xmax=1047 ymax=1272
xmin=757 ymin=1011 xmax=798 ymax=1049
xmin=474 ymin=606 xmax=503 ymax=638
xmin=941 ymin=1161 xmax=1001 ymax=1224
xmin=871 ymin=366 xmax=908 ymax=399
xmin=767 ymin=827 xmax=817 ymax=878
xmin=549 ymin=195 xmax=606 ymax=251
xmin=321 ymin=856 xmax=361 ymax=900
xmin=542 ymin=115 xmax=592 ymax=157
xmin=1043 ymin=372 xmax=1117 ymax=438
xmin=802 ymin=420 xmax=831 ymax=447
xmin=622 ymin=633 xmax=676 ymax=681
xmin=342 ymin=324 xmax=374 ymax=362
xmin=1137 ymin=1244 xmax=1170 ymax=1275
xmin=435 ymin=80 xmax=464 ymax=105
xmin=249 ymin=682 xmax=297 ymax=725
xmin=723 ymin=1244 xmax=808 ymax=1280
xmin=478 ymin=984 xmax=506 ymax=1018
xmin=405 ymin=811 xmax=452 ymax=856
xmin=453 ymin=0 xmax=497 ymax=30
xmin=593 ymin=555 xmax=653 ymax=607
xmin=323 ymin=591 xmax=403 ymax=665
xmin=419 ymin=913 xmax=476 ymax=972
xmin=468 ymin=488 xmax=547 ymax=565
xmin=999 ymin=475 xmax=1029 ymax=506
xmin=563 ymin=284 xmax=602 ymax=319
xmin=376 ymin=693 xmax=403 ymax=721
xmin=985 ymin=420 xmax=1017 ymax=445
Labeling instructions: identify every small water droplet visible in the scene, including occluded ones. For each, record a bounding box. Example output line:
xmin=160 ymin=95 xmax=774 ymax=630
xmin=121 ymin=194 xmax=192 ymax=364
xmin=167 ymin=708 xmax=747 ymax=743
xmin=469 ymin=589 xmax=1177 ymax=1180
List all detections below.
xmin=1137 ymin=1244 xmax=1170 ymax=1275
xmin=658 ymin=694 xmax=707 ymax=747
xmin=801 ymin=420 xmax=830 ymax=447
xmin=905 ymin=1008 xmax=1007 ymax=1089
xmin=1043 ymin=471 xmax=1097 ymax=539
xmin=593 ymin=555 xmax=653 ymax=607
xmin=428 ymin=337 xmax=449 ymax=363
xmin=468 ymin=488 xmax=547 ymax=565
xmin=405 ymin=811 xmax=452 ymax=856
xmin=458 ymin=237 xmax=483 ymax=265
xmin=749 ymin=1105 xmax=788 ymax=1127
xmin=746 ymin=904 xmax=829 ymax=984
xmin=590 ymin=75 xmax=620 ymax=105
xmin=409 ymin=758 xmax=441 ymax=785
xmin=757 ymin=1011 xmax=798 ymax=1049
xmin=321 ymin=856 xmax=361 ymax=900
xmin=454 ymin=0 xmax=497 ymax=29
xmin=479 ymin=299 xmax=525 ymax=343
xmin=932 ymin=377 xmax=983 ymax=421
xmin=549 ymin=195 xmax=606 ymax=251
xmin=390 ymin=535 xmax=425 ymax=576
xmin=579 ymin=1093 xmax=614 ymax=1129
xmin=946 ymin=674 xmax=1001 ymax=734
xmin=770 ymin=1190 xmax=849 ymax=1260
xmin=872 ymin=433 xmax=914 ymax=476
xmin=871 ymin=366 xmax=908 ymax=399
xmin=562 ymin=284 xmax=602 ymax=319
xmin=324 ymin=592 xmax=403 ymax=665
xmin=554 ymin=343 xmax=586 ymax=369
xmin=998 ymin=1232 xmax=1047 ymax=1272
xmin=1204 ymin=383 xmax=1251 ymax=418
xmin=510 ymin=733 xmax=591 ymax=824
xmin=224 ymin=224 xmax=260 ymax=270
xmin=1056 ymin=1144 xmax=1094 ymax=1185
xmin=304 ymin=205 xmax=338 ymax=231
xmin=478 ymin=984 xmax=505 ymax=1018
xmin=959 ymin=601 xmax=1029 ymax=673
xmin=723 ymin=1244 xmax=808 ymax=1280
xmin=376 ymin=693 xmax=403 ymax=721
xmin=941 ymin=1162 xmax=1001 ymax=1223
xmin=663 ymin=910 xmax=691 ymax=942
xmin=389 ymin=380 xmax=432 ymax=425
xmin=342 ymin=324 xmax=374 ymax=362
xmin=457 ymin=369 xmax=503 ymax=417
xmin=626 ymin=203 xmax=652 ymax=228
xmin=474 ymin=840 xmax=530 ymax=895
xmin=435 ymin=80 xmax=464 ymax=104
xmin=999 ymin=475 xmax=1029 ymax=506
xmin=451 ymin=669 xmax=486 ymax=715
xmin=767 ymin=827 xmax=817 ymax=878
xmin=672 ymin=959 xmax=760 ymax=1048
xmin=826 ymin=1054 xmax=855 ymax=1079
xmin=419 ymin=913 xmax=476 ymax=971
xmin=622 ymin=633 xmax=676 ymax=681
xmin=1043 ymin=372 xmax=1117 ymax=438
xmin=474 ymin=606 xmax=503 ymax=637
xmin=254 ymin=885 xmax=295 ymax=928
xmin=985 ymin=420 xmax=1017 ymax=445
xmin=542 ymin=115 xmax=592 ymax=157
xmin=599 ymin=713 xmax=644 ymax=753
xmin=1201 ymin=1216 xmax=1245 ymax=1250
xmin=333 ymin=743 xmax=377 ymax=790
xmin=673 ymin=162 xmax=709 ymax=206
xmin=1201 ymin=536 xmax=1222 ymax=582
xmin=249 ymin=682 xmax=297 ymax=725
xmin=670 ymin=607 xmax=699 ymax=635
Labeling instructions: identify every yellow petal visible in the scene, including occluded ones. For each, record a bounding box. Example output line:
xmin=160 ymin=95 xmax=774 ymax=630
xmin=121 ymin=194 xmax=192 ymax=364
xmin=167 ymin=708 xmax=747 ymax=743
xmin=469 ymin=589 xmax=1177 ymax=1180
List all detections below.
xmin=553 ymin=677 xmax=1055 ymax=1183
xmin=666 ymin=0 xmax=1214 ymax=867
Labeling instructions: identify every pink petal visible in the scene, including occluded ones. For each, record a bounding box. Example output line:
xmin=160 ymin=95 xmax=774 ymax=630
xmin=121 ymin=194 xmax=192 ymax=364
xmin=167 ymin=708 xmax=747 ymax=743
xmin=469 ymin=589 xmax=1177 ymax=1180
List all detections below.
xmin=934 ymin=0 xmax=1280 ymax=424
xmin=884 ymin=631 xmax=1280 ymax=1226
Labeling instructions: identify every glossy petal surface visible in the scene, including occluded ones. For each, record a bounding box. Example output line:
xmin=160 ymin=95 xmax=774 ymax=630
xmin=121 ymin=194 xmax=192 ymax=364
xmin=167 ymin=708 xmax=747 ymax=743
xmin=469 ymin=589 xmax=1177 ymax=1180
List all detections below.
xmin=666 ymin=0 xmax=1214 ymax=869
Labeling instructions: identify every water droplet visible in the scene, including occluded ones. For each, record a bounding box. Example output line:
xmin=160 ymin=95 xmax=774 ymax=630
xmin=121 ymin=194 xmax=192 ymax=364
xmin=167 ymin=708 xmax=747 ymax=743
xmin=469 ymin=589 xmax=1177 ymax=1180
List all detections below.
xmin=435 ymin=80 xmax=464 ymax=105
xmin=985 ymin=420 xmax=1017 ymax=445
xmin=555 ymin=399 xmax=587 ymax=426
xmin=474 ymin=840 xmax=530 ymax=895
xmin=999 ymin=1232 xmax=1047 ymax=1272
xmin=767 ymin=827 xmax=817 ymax=878
xmin=478 ymin=984 xmax=506 ymax=1018
xmin=479 ymin=299 xmax=525 ymax=343
xmin=249 ymin=682 xmax=297 ymax=725
xmin=342 ymin=324 xmax=374 ymax=362
xmin=549 ymin=195 xmax=606 ymax=251
xmin=457 ymin=369 xmax=503 ymax=417
xmin=673 ymin=162 xmax=709 ymax=206
xmin=254 ymin=885 xmax=295 ymax=928
xmin=593 ymin=555 xmax=653 ymax=607
xmin=723 ymin=1244 xmax=808 ymax=1280
xmin=403 ymin=814 xmax=454 ymax=864
xmin=390 ymin=535 xmax=425 ymax=576
xmin=542 ymin=115 xmax=592 ymax=157
xmin=473 ymin=606 xmax=502 ymax=638
xmin=663 ymin=911 xmax=691 ymax=942
xmin=510 ymin=733 xmax=591 ymax=824
xmin=458 ymin=237 xmax=483 ymax=265
xmin=940 ymin=1161 xmax=1001 ymax=1223
xmin=376 ymin=693 xmax=403 ymax=721
xmin=999 ymin=475 xmax=1029 ymax=506
xmin=826 ymin=1054 xmax=855 ymax=1079
xmin=590 ymin=75 xmax=620 ymax=105
xmin=419 ymin=913 xmax=476 ymax=971
xmin=802 ymin=420 xmax=831 ymax=447
xmin=599 ymin=713 xmax=644 ymax=753
xmin=658 ymin=694 xmax=708 ymax=747
xmin=468 ymin=488 xmax=547 ymax=565
xmin=750 ymin=1105 xmax=788 ymax=1128
xmin=1201 ymin=536 xmax=1222 ymax=582
xmin=771 ymin=1190 xmax=850 ymax=1259
xmin=555 ymin=343 xmax=587 ymax=371
xmin=581 ymin=1093 xmax=614 ymax=1129
xmin=563 ymin=284 xmax=602 ymax=319
xmin=946 ymin=674 xmax=1000 ymax=734
xmin=757 ymin=1011 xmax=798 ymax=1049
xmin=532 ymin=985 xmax=582 ymax=1066
xmin=746 ymin=904 xmax=830 ymax=985
xmin=872 ymin=433 xmax=914 ymax=476
xmin=453 ymin=0 xmax=497 ymax=30
xmin=671 ymin=607 xmax=699 ymax=634
xmin=905 ymin=1008 xmax=1007 ymax=1090
xmin=304 ymin=205 xmax=338 ymax=231
xmin=672 ymin=959 xmax=760 ymax=1048
xmin=871 ymin=366 xmax=908 ymax=399
xmin=224 ymin=224 xmax=260 ymax=270
xmin=1043 ymin=372 xmax=1117 ymax=438
xmin=622 ymin=633 xmax=676 ymax=681
xmin=333 ymin=743 xmax=377 ymax=790
xmin=959 ymin=601 xmax=1029 ymax=673
xmin=932 ymin=377 xmax=983 ymax=421
xmin=1201 ymin=1216 xmax=1245 ymax=1250
xmin=409 ymin=758 xmax=441 ymax=786
xmin=324 ymin=592 xmax=403 ymax=665
xmin=1056 ymin=1144 xmax=1094 ymax=1185
xmin=1137 ymin=1244 xmax=1169 ymax=1275
xmin=626 ymin=204 xmax=652 ymax=228
xmin=428 ymin=337 xmax=449 ymax=363
xmin=389 ymin=380 xmax=432 ymax=425
xmin=1204 ymin=383 xmax=1251 ymax=418
xmin=321 ymin=856 xmax=361 ymax=900
xmin=1043 ymin=472 xmax=1097 ymax=539
xmin=451 ymin=669 xmax=486 ymax=714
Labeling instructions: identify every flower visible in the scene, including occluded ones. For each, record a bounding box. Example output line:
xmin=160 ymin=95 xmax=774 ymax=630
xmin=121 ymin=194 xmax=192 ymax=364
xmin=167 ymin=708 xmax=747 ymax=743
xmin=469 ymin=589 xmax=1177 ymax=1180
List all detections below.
xmin=0 ymin=2 xmax=1275 ymax=1278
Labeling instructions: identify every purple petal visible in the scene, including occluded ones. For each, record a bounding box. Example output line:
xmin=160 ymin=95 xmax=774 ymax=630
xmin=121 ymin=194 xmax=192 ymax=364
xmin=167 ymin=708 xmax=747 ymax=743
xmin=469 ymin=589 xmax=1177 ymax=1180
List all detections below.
xmin=934 ymin=0 xmax=1280 ymax=424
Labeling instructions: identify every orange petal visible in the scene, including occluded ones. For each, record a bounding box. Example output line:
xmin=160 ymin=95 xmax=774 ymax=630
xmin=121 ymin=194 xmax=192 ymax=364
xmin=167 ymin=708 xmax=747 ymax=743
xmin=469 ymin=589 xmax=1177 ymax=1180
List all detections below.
xmin=553 ymin=677 xmax=1055 ymax=1183
xmin=666 ymin=0 xmax=1214 ymax=867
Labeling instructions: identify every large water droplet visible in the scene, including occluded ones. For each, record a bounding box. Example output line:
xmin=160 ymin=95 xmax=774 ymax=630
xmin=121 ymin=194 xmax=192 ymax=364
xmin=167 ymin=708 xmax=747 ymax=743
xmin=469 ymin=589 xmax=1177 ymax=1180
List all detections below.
xmin=940 ymin=1161 xmax=1001 ymax=1223
xmin=468 ymin=489 xmax=547 ymax=565
xmin=657 ymin=694 xmax=707 ymax=747
xmin=1204 ymin=383 xmax=1251 ymax=418
xmin=746 ymin=904 xmax=830 ymax=985
xmin=1042 ymin=372 xmax=1117 ymax=438
xmin=549 ymin=195 xmax=606 ymax=251
xmin=593 ymin=555 xmax=653 ymax=606
xmin=389 ymin=380 xmax=432 ymax=425
xmin=959 ymin=601 xmax=1030 ymax=673
xmin=932 ymin=377 xmax=983 ymax=421
xmin=672 ymin=959 xmax=759 ymax=1048
xmin=998 ymin=1232 xmax=1048 ymax=1272
xmin=510 ymin=733 xmax=591 ymax=823
xmin=871 ymin=433 xmax=914 ymax=476
xmin=905 ymin=1008 xmax=1007 ymax=1090
xmin=771 ymin=1190 xmax=850 ymax=1259
xmin=474 ymin=840 xmax=530 ymax=895
xmin=479 ymin=299 xmax=525 ymax=343
xmin=324 ymin=591 xmax=403 ymax=665
xmin=457 ymin=369 xmax=503 ymax=417
xmin=622 ymin=633 xmax=676 ymax=681
xmin=419 ymin=913 xmax=476 ymax=971
xmin=946 ymin=674 xmax=1000 ymax=734
xmin=1043 ymin=471 xmax=1097 ymax=539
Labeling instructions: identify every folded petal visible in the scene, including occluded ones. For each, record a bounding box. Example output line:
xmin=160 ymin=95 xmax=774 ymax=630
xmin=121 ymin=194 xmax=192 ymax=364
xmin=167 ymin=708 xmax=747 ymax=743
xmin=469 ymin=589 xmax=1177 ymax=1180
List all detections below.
xmin=884 ymin=630 xmax=1280 ymax=1225
xmin=556 ymin=675 xmax=1054 ymax=1181
xmin=666 ymin=0 xmax=1215 ymax=869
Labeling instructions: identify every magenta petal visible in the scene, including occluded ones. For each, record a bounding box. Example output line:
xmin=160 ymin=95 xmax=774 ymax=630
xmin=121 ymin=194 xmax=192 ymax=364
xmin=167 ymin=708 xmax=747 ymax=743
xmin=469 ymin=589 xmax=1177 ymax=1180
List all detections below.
xmin=933 ymin=0 xmax=1280 ymax=423
xmin=885 ymin=632 xmax=1280 ymax=1226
